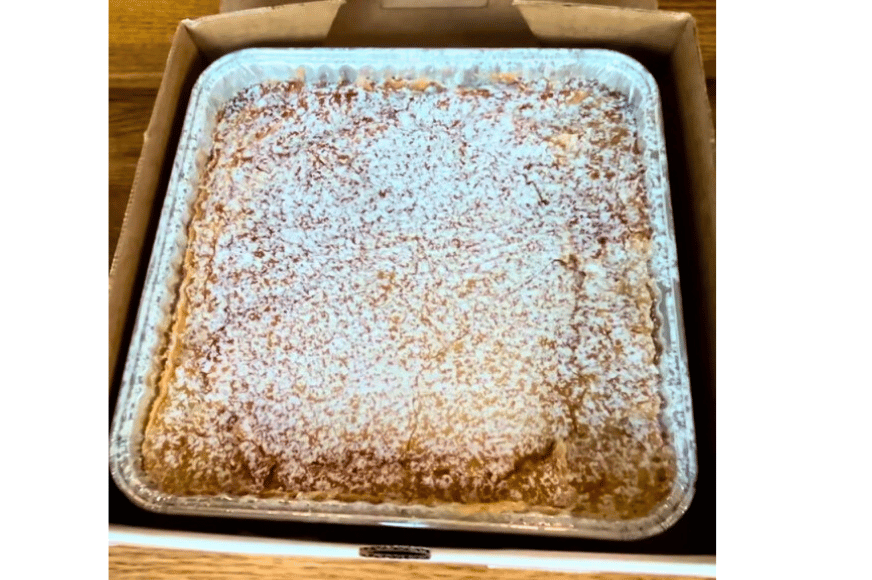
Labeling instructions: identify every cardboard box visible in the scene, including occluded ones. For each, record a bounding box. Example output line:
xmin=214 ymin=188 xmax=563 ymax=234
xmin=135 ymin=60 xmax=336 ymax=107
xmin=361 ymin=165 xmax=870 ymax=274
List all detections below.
xmin=109 ymin=0 xmax=715 ymax=561
xmin=108 ymin=525 xmax=717 ymax=577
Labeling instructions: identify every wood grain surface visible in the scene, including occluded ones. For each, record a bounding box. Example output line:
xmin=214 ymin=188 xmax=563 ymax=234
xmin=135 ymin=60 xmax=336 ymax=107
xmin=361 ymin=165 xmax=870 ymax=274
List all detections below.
xmin=109 ymin=0 xmax=219 ymax=89
xmin=108 ymin=1 xmax=716 ymax=576
xmin=109 ymin=546 xmax=712 ymax=579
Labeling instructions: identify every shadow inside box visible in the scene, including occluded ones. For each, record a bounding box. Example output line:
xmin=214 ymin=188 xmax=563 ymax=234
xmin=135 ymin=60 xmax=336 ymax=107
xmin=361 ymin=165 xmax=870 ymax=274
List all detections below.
xmin=109 ymin=470 xmax=713 ymax=554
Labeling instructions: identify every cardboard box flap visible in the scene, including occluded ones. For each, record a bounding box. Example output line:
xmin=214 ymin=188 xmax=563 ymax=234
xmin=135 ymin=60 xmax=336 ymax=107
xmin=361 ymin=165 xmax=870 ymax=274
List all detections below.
xmin=221 ymin=0 xmax=658 ymax=12
xmin=515 ymin=0 xmax=688 ymax=54
xmin=671 ymin=18 xmax=716 ymax=368
xmin=219 ymin=0 xmax=658 ymax=46
xmin=221 ymin=0 xmax=332 ymax=10
xmin=561 ymin=0 xmax=657 ymax=7
xmin=324 ymin=0 xmax=533 ymax=44
xmin=185 ymin=0 xmax=345 ymax=60
xmin=109 ymin=23 xmax=205 ymax=386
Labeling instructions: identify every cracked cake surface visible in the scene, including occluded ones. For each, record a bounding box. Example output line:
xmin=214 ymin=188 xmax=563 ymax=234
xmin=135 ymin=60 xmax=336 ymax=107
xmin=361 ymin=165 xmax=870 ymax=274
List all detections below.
xmin=141 ymin=71 xmax=676 ymax=520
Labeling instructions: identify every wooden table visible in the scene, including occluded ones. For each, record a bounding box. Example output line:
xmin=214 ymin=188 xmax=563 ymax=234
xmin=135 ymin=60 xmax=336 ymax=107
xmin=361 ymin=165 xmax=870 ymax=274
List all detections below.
xmin=110 ymin=547 xmax=712 ymax=580
xmin=108 ymin=2 xmax=715 ymax=577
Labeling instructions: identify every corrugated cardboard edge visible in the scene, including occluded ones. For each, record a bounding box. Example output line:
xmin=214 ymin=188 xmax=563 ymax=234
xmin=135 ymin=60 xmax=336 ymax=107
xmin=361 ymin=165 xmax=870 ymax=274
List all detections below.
xmin=221 ymin=0 xmax=659 ymax=12
xmin=221 ymin=0 xmax=330 ymax=12
xmin=670 ymin=15 xmax=715 ymax=377
xmin=108 ymin=2 xmax=342 ymax=389
xmin=550 ymin=0 xmax=658 ymax=8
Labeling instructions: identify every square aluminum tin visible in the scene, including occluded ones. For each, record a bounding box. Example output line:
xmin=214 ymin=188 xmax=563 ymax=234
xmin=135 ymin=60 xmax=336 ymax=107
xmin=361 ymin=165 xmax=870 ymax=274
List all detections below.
xmin=110 ymin=48 xmax=695 ymax=540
